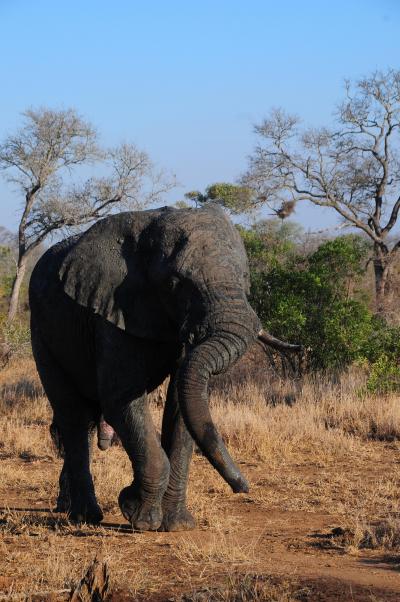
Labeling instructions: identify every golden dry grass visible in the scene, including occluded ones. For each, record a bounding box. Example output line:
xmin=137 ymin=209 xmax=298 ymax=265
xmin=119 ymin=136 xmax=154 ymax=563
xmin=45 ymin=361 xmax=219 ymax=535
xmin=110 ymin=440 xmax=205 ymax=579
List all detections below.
xmin=177 ymin=573 xmax=307 ymax=601
xmin=1 ymin=357 xmax=400 ymax=599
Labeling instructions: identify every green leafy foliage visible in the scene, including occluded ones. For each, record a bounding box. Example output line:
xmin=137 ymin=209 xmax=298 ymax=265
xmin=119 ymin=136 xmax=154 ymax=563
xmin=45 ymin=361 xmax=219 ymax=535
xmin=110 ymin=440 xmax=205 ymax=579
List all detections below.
xmin=237 ymin=220 xmax=302 ymax=269
xmin=366 ymin=355 xmax=400 ymax=394
xmin=308 ymin=236 xmax=370 ymax=285
xmin=185 ymin=183 xmax=256 ymax=214
xmin=251 ymin=263 xmax=375 ymax=370
xmin=0 ymin=314 xmax=31 ymax=366
xmin=241 ymin=228 xmax=400 ymax=373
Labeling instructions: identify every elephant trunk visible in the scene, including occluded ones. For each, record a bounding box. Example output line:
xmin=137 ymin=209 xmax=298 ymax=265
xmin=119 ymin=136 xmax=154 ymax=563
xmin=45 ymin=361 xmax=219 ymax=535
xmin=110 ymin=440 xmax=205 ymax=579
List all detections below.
xmin=177 ymin=305 xmax=260 ymax=493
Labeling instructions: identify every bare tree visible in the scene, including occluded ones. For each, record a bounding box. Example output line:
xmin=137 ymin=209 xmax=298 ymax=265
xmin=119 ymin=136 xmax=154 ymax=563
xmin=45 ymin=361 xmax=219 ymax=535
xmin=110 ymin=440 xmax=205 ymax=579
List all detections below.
xmin=242 ymin=69 xmax=400 ymax=318
xmin=0 ymin=108 xmax=173 ymax=319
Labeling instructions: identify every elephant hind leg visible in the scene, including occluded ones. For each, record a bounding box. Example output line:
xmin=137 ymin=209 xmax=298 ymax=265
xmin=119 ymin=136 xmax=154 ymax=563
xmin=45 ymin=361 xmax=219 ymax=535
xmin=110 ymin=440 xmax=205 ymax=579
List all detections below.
xmin=57 ymin=421 xmax=102 ymax=524
xmin=49 ymin=422 xmax=70 ymax=513
xmin=32 ymin=335 xmax=102 ymax=524
xmin=50 ymin=422 xmax=97 ymax=516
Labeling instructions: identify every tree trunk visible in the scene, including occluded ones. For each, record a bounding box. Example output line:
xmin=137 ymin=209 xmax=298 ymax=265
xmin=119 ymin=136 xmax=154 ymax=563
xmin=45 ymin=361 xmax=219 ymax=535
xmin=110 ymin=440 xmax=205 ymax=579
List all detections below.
xmin=373 ymin=255 xmax=393 ymax=320
xmin=8 ymin=258 xmax=27 ymax=321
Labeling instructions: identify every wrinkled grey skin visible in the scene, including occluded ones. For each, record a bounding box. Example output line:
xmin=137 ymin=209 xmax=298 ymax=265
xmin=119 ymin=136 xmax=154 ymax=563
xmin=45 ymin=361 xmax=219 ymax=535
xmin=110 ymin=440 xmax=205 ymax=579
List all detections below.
xmin=30 ymin=205 xmax=261 ymax=531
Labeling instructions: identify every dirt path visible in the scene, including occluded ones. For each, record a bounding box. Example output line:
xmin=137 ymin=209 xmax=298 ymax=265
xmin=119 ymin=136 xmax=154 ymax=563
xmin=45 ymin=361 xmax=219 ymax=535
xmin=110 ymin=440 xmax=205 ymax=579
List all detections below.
xmin=3 ymin=358 xmax=400 ymax=599
xmin=1 ymin=460 xmax=400 ymax=601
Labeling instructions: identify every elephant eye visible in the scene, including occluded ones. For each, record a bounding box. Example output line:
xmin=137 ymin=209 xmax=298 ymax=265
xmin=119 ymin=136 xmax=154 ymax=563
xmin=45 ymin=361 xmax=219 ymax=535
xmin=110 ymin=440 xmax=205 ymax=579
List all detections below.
xmin=167 ymin=275 xmax=180 ymax=291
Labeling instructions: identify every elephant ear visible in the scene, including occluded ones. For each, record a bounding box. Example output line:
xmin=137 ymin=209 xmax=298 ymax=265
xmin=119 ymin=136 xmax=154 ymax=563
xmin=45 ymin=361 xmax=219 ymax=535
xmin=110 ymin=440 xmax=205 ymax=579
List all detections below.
xmin=59 ymin=213 xmax=169 ymax=339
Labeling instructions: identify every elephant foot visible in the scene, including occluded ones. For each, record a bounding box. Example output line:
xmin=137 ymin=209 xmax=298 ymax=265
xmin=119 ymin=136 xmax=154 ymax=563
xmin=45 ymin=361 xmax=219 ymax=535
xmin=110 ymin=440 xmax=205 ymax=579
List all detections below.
xmin=53 ymin=502 xmax=69 ymax=514
xmin=119 ymin=485 xmax=163 ymax=531
xmin=160 ymin=504 xmax=196 ymax=532
xmin=68 ymin=501 xmax=103 ymax=525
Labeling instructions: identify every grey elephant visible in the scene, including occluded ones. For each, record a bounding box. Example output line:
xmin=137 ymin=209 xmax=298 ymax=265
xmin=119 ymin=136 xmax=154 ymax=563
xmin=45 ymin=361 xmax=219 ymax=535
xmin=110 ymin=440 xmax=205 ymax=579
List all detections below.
xmin=29 ymin=204 xmax=296 ymax=532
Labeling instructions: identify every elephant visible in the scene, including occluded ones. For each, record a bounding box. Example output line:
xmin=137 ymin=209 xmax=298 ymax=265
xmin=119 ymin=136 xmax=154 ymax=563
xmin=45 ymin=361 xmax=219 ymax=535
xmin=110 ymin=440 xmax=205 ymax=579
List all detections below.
xmin=29 ymin=204 xmax=298 ymax=532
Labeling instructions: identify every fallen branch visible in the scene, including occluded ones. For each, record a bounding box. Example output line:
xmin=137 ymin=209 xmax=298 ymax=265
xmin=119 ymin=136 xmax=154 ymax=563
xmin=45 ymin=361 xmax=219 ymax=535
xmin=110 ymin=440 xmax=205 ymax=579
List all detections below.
xmin=69 ymin=556 xmax=110 ymax=601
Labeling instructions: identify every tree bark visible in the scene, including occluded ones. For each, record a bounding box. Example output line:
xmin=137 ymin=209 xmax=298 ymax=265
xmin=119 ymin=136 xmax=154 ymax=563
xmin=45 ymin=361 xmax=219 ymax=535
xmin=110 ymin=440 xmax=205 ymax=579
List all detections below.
xmin=8 ymin=258 xmax=27 ymax=321
xmin=373 ymin=254 xmax=393 ymax=319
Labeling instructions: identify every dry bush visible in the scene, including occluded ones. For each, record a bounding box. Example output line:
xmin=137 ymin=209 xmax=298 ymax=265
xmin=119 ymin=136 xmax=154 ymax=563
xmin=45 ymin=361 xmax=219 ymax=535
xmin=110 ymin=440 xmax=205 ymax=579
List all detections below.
xmin=341 ymin=515 xmax=400 ymax=552
xmin=0 ymin=360 xmax=52 ymax=461
xmin=179 ymin=574 xmax=306 ymax=602
xmin=0 ymin=318 xmax=31 ymax=369
xmin=210 ymin=342 xmax=300 ymax=405
xmin=0 ymin=356 xmax=41 ymax=392
xmin=0 ymin=357 xmax=48 ymax=427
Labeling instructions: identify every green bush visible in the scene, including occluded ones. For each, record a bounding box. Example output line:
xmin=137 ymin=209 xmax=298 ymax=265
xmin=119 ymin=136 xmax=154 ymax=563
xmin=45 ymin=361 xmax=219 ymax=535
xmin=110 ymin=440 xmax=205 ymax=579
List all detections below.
xmin=0 ymin=316 xmax=31 ymax=366
xmin=366 ymin=355 xmax=400 ymax=394
xmin=241 ymin=229 xmax=400 ymax=374
xmin=251 ymin=262 xmax=375 ymax=370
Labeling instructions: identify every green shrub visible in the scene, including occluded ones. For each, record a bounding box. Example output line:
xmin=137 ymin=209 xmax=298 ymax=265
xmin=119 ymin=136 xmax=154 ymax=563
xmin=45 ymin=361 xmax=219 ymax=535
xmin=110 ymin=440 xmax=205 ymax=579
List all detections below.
xmin=241 ymin=230 xmax=399 ymax=372
xmin=366 ymin=355 xmax=400 ymax=394
xmin=0 ymin=316 xmax=31 ymax=367
xmin=251 ymin=263 xmax=375 ymax=371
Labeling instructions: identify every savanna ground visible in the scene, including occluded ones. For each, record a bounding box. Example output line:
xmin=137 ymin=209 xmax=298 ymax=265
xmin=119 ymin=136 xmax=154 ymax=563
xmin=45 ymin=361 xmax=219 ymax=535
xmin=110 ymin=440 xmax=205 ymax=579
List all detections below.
xmin=1 ymin=355 xmax=400 ymax=601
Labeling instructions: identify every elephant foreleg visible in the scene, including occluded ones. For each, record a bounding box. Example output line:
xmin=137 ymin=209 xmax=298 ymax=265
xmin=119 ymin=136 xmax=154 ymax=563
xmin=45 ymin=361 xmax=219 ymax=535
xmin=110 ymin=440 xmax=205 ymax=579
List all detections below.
xmin=160 ymin=374 xmax=195 ymax=531
xmin=104 ymin=394 xmax=170 ymax=531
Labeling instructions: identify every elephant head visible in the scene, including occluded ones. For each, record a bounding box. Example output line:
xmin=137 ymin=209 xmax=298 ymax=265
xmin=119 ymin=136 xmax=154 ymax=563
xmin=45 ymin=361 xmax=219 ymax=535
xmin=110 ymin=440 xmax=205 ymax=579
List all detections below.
xmin=59 ymin=204 xmax=261 ymax=492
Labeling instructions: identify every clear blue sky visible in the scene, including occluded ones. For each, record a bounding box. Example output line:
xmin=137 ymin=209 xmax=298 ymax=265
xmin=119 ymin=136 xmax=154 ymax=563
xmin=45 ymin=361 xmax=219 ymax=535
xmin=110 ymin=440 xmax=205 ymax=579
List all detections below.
xmin=0 ymin=0 xmax=398 ymax=232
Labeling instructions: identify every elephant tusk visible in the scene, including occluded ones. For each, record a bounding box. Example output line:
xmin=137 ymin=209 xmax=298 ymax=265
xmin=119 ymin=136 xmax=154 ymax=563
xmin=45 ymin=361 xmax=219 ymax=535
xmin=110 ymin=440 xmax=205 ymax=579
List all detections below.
xmin=257 ymin=329 xmax=302 ymax=353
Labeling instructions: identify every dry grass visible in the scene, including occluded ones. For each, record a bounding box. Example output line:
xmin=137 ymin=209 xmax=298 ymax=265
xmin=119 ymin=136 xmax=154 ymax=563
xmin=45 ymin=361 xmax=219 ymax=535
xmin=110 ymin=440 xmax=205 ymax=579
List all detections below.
xmin=2 ymin=357 xmax=400 ymax=519
xmin=178 ymin=574 xmax=307 ymax=602
xmin=1 ymin=357 xmax=400 ymax=598
xmin=3 ymin=358 xmax=400 ymax=468
xmin=352 ymin=517 xmax=400 ymax=552
xmin=174 ymin=528 xmax=263 ymax=566
xmin=0 ymin=509 xmax=156 ymax=596
xmin=0 ymin=358 xmax=51 ymax=463
xmin=337 ymin=515 xmax=400 ymax=553
xmin=211 ymin=368 xmax=400 ymax=464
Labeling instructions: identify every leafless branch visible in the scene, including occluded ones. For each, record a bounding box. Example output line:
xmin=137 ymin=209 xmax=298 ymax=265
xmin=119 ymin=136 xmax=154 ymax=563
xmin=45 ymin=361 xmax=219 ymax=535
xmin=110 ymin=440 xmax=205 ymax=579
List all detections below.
xmin=0 ymin=107 xmax=175 ymax=319
xmin=242 ymin=70 xmax=400 ymax=316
